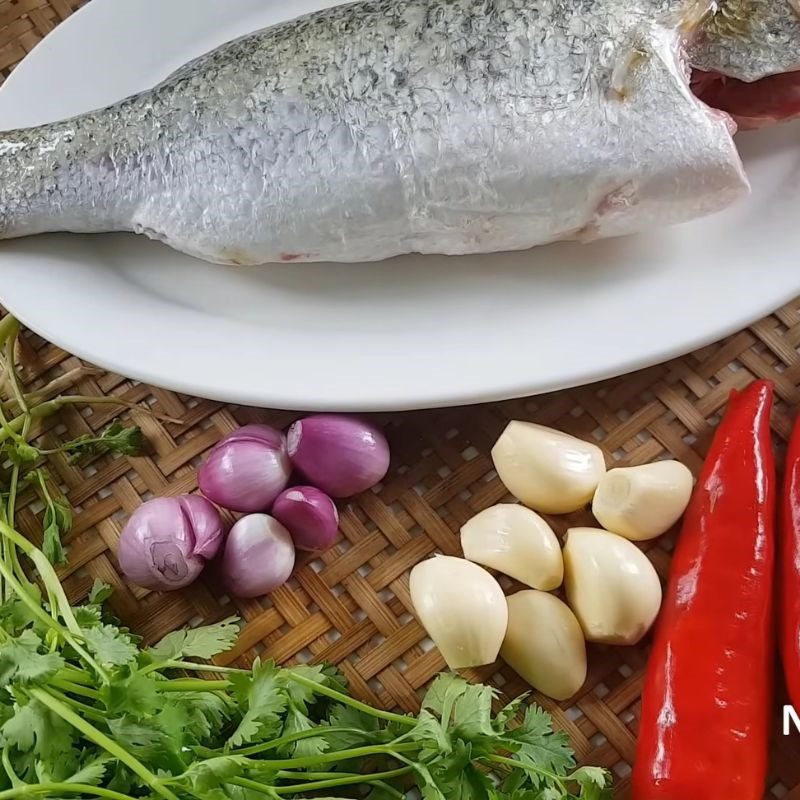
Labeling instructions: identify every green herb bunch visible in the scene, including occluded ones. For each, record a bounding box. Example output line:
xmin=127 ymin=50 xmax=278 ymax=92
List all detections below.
xmin=0 ymin=315 xmax=612 ymax=800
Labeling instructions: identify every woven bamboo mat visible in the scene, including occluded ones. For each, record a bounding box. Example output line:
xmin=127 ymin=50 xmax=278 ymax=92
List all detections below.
xmin=2 ymin=3 xmax=800 ymax=798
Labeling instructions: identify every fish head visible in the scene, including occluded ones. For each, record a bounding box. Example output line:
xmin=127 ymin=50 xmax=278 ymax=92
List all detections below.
xmin=686 ymin=1 xmax=800 ymax=127
xmin=690 ymin=0 xmax=800 ymax=82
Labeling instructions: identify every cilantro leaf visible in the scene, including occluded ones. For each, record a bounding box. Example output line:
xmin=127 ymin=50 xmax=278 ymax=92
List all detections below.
xmin=0 ymin=597 xmax=41 ymax=635
xmin=6 ymin=441 xmax=39 ymax=467
xmin=148 ymin=617 xmax=240 ymax=661
xmin=281 ymin=705 xmax=329 ymax=759
xmin=108 ymin=705 xmax=189 ymax=775
xmin=63 ymin=421 xmax=144 ymax=463
xmin=88 ymin=580 xmax=114 ymax=605
xmin=324 ymin=703 xmax=384 ymax=751
xmin=0 ymin=698 xmax=75 ymax=762
xmin=82 ymin=625 xmax=139 ymax=667
xmin=181 ymin=755 xmax=251 ymax=793
xmin=41 ymin=505 xmax=68 ymax=566
xmin=30 ymin=469 xmax=71 ymax=566
xmin=421 ymin=673 xmax=467 ymax=716
xmin=570 ymin=767 xmax=612 ymax=800
xmin=74 ymin=604 xmax=103 ymax=629
xmin=280 ymin=664 xmax=331 ymax=710
xmin=0 ymin=631 xmax=63 ymax=688
xmin=102 ymin=673 xmax=159 ymax=717
xmin=65 ymin=756 xmax=113 ymax=785
xmin=422 ymin=673 xmax=497 ymax=740
xmin=494 ymin=695 xmax=529 ymax=731
xmin=410 ymin=709 xmax=451 ymax=760
xmin=415 ymin=761 xmax=448 ymax=800
xmin=437 ymin=761 xmax=493 ymax=799
xmin=171 ymin=691 xmax=233 ymax=747
xmin=428 ymin=740 xmax=493 ymax=800
xmin=503 ymin=706 xmax=576 ymax=781
xmin=451 ymin=682 xmax=497 ymax=739
xmin=227 ymin=660 xmax=287 ymax=748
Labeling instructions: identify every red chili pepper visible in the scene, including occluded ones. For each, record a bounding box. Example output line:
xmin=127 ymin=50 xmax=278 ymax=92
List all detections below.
xmin=781 ymin=403 xmax=800 ymax=708
xmin=632 ymin=380 xmax=775 ymax=800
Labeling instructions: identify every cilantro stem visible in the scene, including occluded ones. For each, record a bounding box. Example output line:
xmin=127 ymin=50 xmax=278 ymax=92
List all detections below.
xmin=0 ymin=784 xmax=136 ymax=800
xmin=15 ymin=366 xmax=103 ymax=411
xmin=0 ymin=558 xmax=65 ymax=638
xmin=0 ymin=315 xmax=20 ymax=351
xmin=240 ymin=742 xmax=420 ymax=770
xmin=271 ymin=766 xmax=413 ymax=794
xmin=1 ymin=747 xmax=23 ymax=789
xmin=29 ymin=688 xmax=180 ymax=800
xmin=5 ymin=329 xmax=28 ymax=416
xmin=0 ymin=519 xmax=109 ymax=681
xmin=4 ymin=577 xmax=99 ymax=679
xmin=51 ymin=676 xmax=101 ymax=700
xmin=157 ymin=678 xmax=230 ymax=692
xmin=0 ymin=401 xmax=25 ymax=450
xmin=142 ymin=659 xmax=247 ymax=675
xmin=0 ymin=520 xmax=79 ymax=631
xmin=48 ymin=686 xmax=106 ymax=722
xmin=226 ymin=779 xmax=279 ymax=798
xmin=35 ymin=395 xmax=182 ymax=425
xmin=274 ymin=771 xmax=360 ymax=780
xmin=485 ymin=754 xmax=569 ymax=792
xmin=58 ymin=665 xmax=93 ymax=685
xmin=286 ymin=673 xmax=417 ymax=728
xmin=223 ymin=727 xmax=365 ymax=758
xmin=0 ymin=395 xmax=178 ymax=448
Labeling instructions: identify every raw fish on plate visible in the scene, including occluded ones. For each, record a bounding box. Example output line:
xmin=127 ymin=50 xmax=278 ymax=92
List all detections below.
xmin=0 ymin=0 xmax=797 ymax=265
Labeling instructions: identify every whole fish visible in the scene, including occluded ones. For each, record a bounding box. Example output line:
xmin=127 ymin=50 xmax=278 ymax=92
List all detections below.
xmin=0 ymin=0 xmax=794 ymax=265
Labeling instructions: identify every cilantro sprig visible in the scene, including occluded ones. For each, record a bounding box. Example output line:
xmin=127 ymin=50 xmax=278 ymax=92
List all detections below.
xmin=0 ymin=315 xmax=612 ymax=800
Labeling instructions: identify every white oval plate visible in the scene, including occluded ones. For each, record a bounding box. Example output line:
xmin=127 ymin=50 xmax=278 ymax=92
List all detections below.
xmin=0 ymin=0 xmax=797 ymax=411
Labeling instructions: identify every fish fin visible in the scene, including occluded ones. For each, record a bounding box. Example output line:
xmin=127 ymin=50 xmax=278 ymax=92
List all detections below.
xmin=610 ymin=47 xmax=649 ymax=99
xmin=678 ymin=0 xmax=718 ymax=34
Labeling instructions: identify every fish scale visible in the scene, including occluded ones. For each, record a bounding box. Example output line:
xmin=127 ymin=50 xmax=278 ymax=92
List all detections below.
xmin=0 ymin=0 xmax=790 ymax=265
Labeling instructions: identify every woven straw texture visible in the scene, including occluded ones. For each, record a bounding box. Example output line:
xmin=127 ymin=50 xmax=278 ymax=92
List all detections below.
xmin=2 ymin=3 xmax=800 ymax=799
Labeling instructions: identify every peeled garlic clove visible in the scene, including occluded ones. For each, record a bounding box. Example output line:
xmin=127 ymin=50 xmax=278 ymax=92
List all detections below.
xmin=461 ymin=504 xmax=563 ymax=590
xmin=410 ymin=555 xmax=508 ymax=670
xmin=491 ymin=421 xmax=606 ymax=514
xmin=501 ymin=590 xmax=587 ymax=701
xmin=592 ymin=461 xmax=693 ymax=541
xmin=563 ymin=527 xmax=662 ymax=645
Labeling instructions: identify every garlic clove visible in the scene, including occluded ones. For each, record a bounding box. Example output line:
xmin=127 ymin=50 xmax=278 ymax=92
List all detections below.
xmin=461 ymin=504 xmax=563 ymax=590
xmin=500 ymin=590 xmax=587 ymax=701
xmin=491 ymin=421 xmax=606 ymax=515
xmin=410 ymin=555 xmax=508 ymax=670
xmin=563 ymin=527 xmax=662 ymax=645
xmin=592 ymin=461 xmax=694 ymax=541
